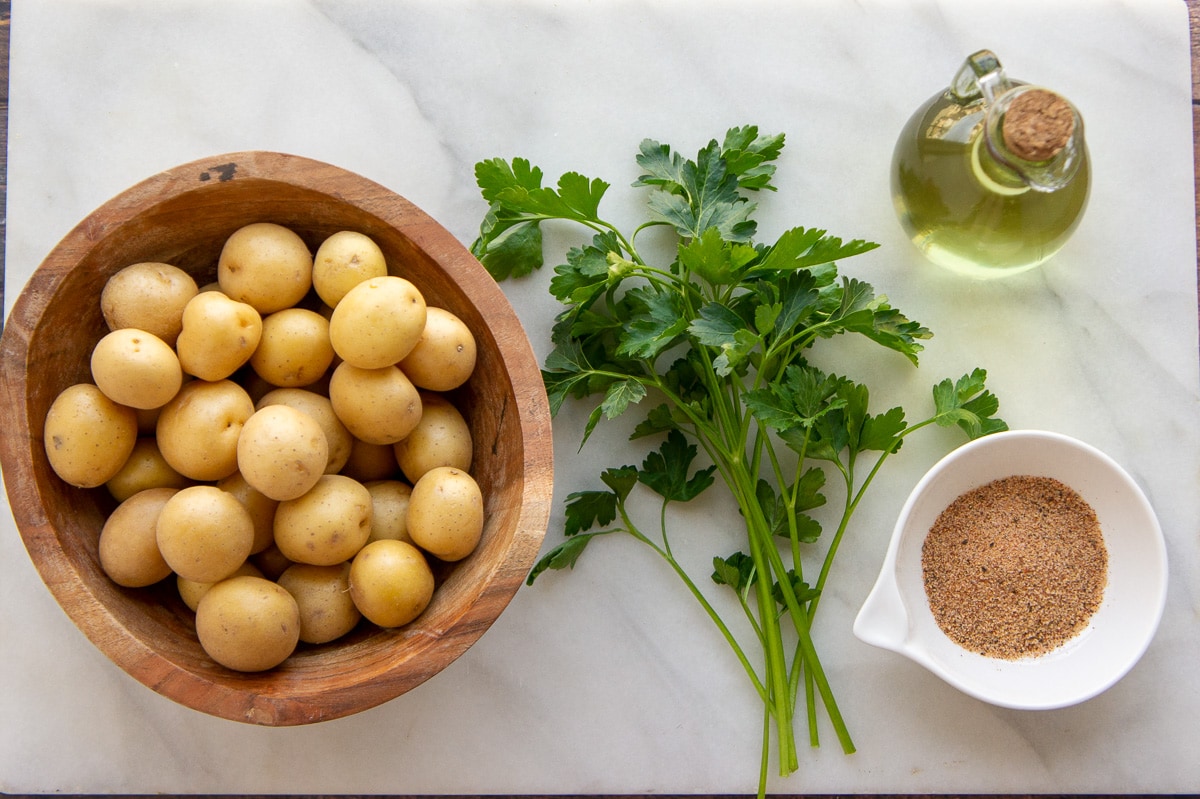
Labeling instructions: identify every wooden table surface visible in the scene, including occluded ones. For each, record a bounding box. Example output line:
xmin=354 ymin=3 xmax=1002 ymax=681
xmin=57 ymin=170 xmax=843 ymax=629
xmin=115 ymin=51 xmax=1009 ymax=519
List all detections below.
xmin=0 ymin=3 xmax=1189 ymax=798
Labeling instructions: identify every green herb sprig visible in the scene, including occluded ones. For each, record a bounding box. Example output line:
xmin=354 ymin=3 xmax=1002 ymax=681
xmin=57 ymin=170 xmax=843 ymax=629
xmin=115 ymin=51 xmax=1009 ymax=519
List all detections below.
xmin=473 ymin=126 xmax=1006 ymax=796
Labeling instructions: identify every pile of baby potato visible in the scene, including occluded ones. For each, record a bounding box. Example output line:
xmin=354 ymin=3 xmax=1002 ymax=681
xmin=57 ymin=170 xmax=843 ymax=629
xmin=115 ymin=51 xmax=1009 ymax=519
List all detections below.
xmin=42 ymin=222 xmax=483 ymax=672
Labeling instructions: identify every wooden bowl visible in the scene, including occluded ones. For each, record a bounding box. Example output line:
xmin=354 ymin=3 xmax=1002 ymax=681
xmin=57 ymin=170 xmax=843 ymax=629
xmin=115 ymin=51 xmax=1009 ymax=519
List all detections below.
xmin=0 ymin=151 xmax=554 ymax=725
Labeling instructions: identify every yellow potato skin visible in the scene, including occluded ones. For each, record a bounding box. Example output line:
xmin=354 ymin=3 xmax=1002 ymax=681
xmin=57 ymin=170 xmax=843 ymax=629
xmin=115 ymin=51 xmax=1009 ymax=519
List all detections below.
xmin=312 ymin=230 xmax=388 ymax=308
xmin=328 ymin=362 xmax=422 ymax=445
xmin=250 ymin=308 xmax=334 ymax=388
xmin=155 ymin=485 xmax=255 ymax=583
xmin=365 ymin=479 xmax=413 ymax=544
xmin=250 ymin=542 xmax=294 ymax=581
xmin=105 ymin=437 xmax=190 ymax=502
xmin=406 ymin=466 xmax=484 ymax=562
xmin=328 ymin=275 xmax=427 ymax=369
xmin=273 ymin=474 xmax=373 ymax=566
xmin=216 ymin=471 xmax=280 ymax=555
xmin=195 ymin=575 xmax=300 ymax=672
xmin=399 ymin=306 xmax=477 ymax=392
xmin=236 ymin=404 xmax=329 ymax=502
xmin=90 ymin=328 xmax=183 ymax=410
xmin=217 ymin=222 xmax=314 ymax=314
xmin=177 ymin=561 xmax=264 ymax=612
xmin=257 ymin=388 xmax=353 ymax=475
xmin=340 ymin=437 xmax=399 ymax=482
xmin=348 ymin=539 xmax=434 ymax=628
xmin=44 ymin=383 xmax=139 ymax=489
xmin=98 ymin=487 xmax=178 ymax=588
xmin=133 ymin=404 xmax=162 ymax=436
xmin=277 ymin=562 xmax=361 ymax=644
xmin=51 ymin=222 xmax=499 ymax=673
xmin=176 ymin=291 xmax=263 ymax=381
xmin=393 ymin=393 xmax=473 ymax=484
xmin=156 ymin=379 xmax=255 ymax=482
xmin=100 ymin=261 xmax=198 ymax=347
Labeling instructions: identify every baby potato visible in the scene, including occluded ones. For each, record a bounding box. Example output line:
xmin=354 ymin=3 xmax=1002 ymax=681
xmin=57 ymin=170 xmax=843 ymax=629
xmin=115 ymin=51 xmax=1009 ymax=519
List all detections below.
xmin=100 ymin=262 xmax=198 ymax=347
xmin=250 ymin=308 xmax=335 ymax=388
xmin=250 ymin=542 xmax=294 ymax=581
xmin=399 ymin=307 xmax=477 ymax=392
xmin=156 ymin=379 xmax=254 ymax=481
xmin=257 ymin=388 xmax=353 ymax=474
xmin=393 ymin=393 xmax=473 ymax=483
xmin=406 ymin=466 xmax=484 ymax=562
xmin=237 ymin=367 xmax=277 ymax=406
xmin=217 ymin=222 xmax=313 ymax=314
xmin=177 ymin=560 xmax=264 ymax=612
xmin=44 ymin=383 xmax=139 ymax=488
xmin=90 ymin=328 xmax=183 ymax=410
xmin=134 ymin=404 xmax=162 ymax=436
xmin=195 ymin=575 xmax=300 ymax=672
xmin=341 ymin=437 xmax=399 ymax=482
xmin=176 ymin=291 xmax=263 ymax=381
xmin=216 ymin=471 xmax=280 ymax=555
xmin=236 ymin=405 xmax=329 ymax=502
xmin=106 ymin=437 xmax=190 ymax=501
xmin=273 ymin=474 xmax=372 ymax=566
xmin=156 ymin=485 xmax=255 ymax=583
xmin=328 ymin=275 xmax=427 ymax=369
xmin=365 ymin=479 xmax=413 ymax=544
xmin=312 ymin=230 xmax=388 ymax=308
xmin=277 ymin=562 xmax=361 ymax=644
xmin=348 ymin=539 xmax=434 ymax=628
xmin=328 ymin=362 xmax=422 ymax=445
xmin=98 ymin=487 xmax=178 ymax=588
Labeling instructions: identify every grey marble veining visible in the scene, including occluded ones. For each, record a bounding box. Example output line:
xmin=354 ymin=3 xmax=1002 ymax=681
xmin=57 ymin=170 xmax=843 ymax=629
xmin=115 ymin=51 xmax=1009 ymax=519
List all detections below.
xmin=2 ymin=0 xmax=1198 ymax=794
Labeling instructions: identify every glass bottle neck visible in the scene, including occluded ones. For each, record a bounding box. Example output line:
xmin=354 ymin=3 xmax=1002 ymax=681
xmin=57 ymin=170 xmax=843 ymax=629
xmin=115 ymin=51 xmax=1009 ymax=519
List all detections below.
xmin=971 ymin=135 xmax=1030 ymax=196
xmin=983 ymin=86 xmax=1085 ymax=193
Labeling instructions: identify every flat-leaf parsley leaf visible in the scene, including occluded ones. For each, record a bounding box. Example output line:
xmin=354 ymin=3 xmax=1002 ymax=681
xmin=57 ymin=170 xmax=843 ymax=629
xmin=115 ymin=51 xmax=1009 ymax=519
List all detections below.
xmin=473 ymin=126 xmax=1007 ymax=798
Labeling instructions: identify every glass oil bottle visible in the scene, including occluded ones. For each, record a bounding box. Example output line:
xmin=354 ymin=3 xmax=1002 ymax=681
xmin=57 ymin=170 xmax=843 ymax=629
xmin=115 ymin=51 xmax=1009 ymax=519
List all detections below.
xmin=891 ymin=50 xmax=1090 ymax=278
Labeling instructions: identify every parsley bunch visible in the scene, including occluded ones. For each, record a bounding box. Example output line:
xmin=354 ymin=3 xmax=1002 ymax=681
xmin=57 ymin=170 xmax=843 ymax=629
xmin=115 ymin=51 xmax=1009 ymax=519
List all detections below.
xmin=473 ymin=126 xmax=1006 ymax=795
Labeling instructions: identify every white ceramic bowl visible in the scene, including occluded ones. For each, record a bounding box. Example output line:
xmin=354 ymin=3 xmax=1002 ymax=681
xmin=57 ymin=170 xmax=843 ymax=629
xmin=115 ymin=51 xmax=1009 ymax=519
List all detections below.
xmin=853 ymin=429 xmax=1167 ymax=710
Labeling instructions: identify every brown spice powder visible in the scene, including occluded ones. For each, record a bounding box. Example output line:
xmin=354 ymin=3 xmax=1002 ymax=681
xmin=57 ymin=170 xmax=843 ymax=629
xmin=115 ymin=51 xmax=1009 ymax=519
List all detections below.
xmin=921 ymin=475 xmax=1107 ymax=660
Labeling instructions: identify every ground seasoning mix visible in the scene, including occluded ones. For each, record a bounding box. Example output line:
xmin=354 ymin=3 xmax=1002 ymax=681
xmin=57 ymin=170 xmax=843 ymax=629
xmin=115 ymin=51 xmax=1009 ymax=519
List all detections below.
xmin=921 ymin=475 xmax=1108 ymax=659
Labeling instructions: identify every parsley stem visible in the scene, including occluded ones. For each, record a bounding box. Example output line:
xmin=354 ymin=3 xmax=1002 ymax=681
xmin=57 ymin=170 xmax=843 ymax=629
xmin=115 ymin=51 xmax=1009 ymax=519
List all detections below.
xmin=730 ymin=454 xmax=855 ymax=755
xmin=477 ymin=134 xmax=1006 ymax=796
xmin=811 ymin=432 xmax=909 ymax=619
xmin=658 ymin=499 xmax=674 ymax=559
xmin=619 ymin=501 xmax=770 ymax=704
xmin=801 ymin=650 xmax=819 ymax=748
xmin=701 ymin=377 xmax=800 ymax=776
xmin=758 ymin=704 xmax=772 ymax=799
xmin=744 ymin=511 xmax=799 ymax=775
xmin=586 ymin=217 xmax=642 ymax=266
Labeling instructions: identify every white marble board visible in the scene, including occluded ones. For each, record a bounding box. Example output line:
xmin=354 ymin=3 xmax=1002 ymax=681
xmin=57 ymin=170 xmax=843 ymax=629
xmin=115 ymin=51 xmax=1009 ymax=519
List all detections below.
xmin=2 ymin=0 xmax=1198 ymax=794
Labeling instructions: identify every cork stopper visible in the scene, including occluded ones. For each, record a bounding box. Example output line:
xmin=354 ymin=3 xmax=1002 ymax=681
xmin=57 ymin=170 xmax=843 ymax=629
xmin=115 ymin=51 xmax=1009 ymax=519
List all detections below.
xmin=1001 ymin=89 xmax=1075 ymax=162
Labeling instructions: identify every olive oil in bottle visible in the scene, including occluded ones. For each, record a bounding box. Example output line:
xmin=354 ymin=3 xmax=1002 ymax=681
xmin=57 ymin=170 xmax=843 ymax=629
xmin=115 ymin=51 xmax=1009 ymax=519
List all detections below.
xmin=892 ymin=50 xmax=1089 ymax=278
